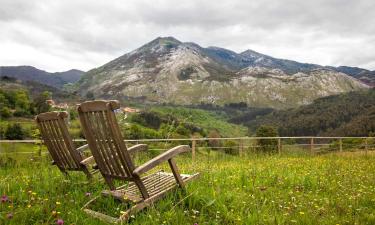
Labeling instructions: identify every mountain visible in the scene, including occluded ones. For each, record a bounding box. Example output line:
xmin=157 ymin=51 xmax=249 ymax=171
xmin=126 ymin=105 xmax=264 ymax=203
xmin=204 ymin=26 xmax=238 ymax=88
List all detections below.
xmin=242 ymin=88 xmax=375 ymax=136
xmin=0 ymin=66 xmax=84 ymax=88
xmin=76 ymin=37 xmax=371 ymax=108
xmin=0 ymin=76 xmax=76 ymax=101
xmin=327 ymin=66 xmax=375 ymax=87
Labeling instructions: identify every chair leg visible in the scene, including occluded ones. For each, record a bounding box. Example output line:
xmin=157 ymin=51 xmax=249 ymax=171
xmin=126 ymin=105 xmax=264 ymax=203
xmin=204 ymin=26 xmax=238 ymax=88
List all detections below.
xmin=59 ymin=168 xmax=70 ymax=178
xmin=104 ymin=176 xmax=115 ymax=190
xmin=83 ymin=167 xmax=93 ymax=180
xmin=134 ymin=178 xmax=149 ymax=199
xmin=168 ymin=158 xmax=185 ymax=188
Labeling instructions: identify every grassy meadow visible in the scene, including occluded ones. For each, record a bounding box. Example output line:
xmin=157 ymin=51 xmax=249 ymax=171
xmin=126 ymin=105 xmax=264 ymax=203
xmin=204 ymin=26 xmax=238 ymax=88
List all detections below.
xmin=1 ymin=145 xmax=375 ymax=225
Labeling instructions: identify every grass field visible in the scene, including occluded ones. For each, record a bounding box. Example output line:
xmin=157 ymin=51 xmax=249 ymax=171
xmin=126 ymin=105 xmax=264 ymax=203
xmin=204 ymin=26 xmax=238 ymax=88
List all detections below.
xmin=1 ymin=148 xmax=375 ymax=224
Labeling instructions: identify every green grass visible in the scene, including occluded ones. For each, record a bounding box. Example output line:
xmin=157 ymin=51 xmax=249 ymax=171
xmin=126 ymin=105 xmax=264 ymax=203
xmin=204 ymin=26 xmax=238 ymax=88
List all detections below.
xmin=1 ymin=149 xmax=375 ymax=224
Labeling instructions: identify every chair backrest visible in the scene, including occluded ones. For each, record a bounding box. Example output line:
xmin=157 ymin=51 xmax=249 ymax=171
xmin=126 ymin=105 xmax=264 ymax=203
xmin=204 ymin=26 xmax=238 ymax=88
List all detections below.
xmin=35 ymin=111 xmax=83 ymax=170
xmin=77 ymin=100 xmax=135 ymax=180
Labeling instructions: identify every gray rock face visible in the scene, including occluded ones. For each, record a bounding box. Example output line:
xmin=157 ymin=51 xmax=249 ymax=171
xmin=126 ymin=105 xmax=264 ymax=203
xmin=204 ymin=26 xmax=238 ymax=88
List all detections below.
xmin=76 ymin=37 xmax=370 ymax=109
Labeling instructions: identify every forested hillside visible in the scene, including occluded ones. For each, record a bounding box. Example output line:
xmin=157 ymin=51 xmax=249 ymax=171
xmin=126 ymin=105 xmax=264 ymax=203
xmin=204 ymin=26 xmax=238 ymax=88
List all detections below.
xmin=242 ymin=88 xmax=375 ymax=136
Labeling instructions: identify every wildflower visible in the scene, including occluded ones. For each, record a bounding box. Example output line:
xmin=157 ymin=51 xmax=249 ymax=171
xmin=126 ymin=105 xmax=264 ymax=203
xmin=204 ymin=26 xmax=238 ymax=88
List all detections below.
xmin=194 ymin=223 xmax=198 ymax=225
xmin=1 ymin=195 xmax=9 ymax=203
xmin=85 ymin=192 xmax=91 ymax=197
xmin=56 ymin=219 xmax=64 ymax=225
xmin=299 ymin=212 xmax=305 ymax=215
xmin=52 ymin=211 xmax=57 ymax=217
xmin=56 ymin=201 xmax=61 ymax=205
xmin=6 ymin=213 xmax=13 ymax=219
xmin=27 ymin=204 xmax=31 ymax=208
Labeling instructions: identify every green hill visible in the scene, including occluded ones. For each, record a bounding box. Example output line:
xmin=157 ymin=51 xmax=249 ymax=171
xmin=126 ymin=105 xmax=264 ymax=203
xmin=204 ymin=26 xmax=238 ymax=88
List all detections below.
xmin=242 ymin=88 xmax=375 ymax=136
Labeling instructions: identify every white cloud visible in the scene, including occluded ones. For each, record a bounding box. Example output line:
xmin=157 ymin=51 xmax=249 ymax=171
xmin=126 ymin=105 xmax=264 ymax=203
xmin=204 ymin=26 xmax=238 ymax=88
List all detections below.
xmin=0 ymin=0 xmax=374 ymax=71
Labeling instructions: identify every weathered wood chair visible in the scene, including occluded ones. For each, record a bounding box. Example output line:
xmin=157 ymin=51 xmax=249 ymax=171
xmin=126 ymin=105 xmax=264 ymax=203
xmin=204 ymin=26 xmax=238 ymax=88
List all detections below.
xmin=77 ymin=100 xmax=199 ymax=223
xmin=35 ymin=111 xmax=97 ymax=179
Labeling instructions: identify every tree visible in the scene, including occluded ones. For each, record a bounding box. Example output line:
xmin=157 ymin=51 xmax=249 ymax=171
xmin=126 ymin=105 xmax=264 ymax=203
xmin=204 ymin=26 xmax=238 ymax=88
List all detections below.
xmin=5 ymin=123 xmax=25 ymax=140
xmin=14 ymin=90 xmax=30 ymax=110
xmin=0 ymin=107 xmax=12 ymax=118
xmin=0 ymin=92 xmax=9 ymax=107
xmin=34 ymin=91 xmax=51 ymax=114
xmin=208 ymin=129 xmax=221 ymax=149
xmin=85 ymin=91 xmax=94 ymax=100
xmin=255 ymin=125 xmax=278 ymax=153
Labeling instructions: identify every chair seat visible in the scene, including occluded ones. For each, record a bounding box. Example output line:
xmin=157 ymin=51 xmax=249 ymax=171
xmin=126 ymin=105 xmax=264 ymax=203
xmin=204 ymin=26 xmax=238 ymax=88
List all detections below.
xmin=102 ymin=171 xmax=195 ymax=203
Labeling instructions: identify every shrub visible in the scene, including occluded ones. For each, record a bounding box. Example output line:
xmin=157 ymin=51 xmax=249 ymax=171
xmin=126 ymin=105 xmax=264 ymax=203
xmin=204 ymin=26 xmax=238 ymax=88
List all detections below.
xmin=0 ymin=106 xmax=12 ymax=118
xmin=131 ymin=111 xmax=163 ymax=129
xmin=176 ymin=124 xmax=190 ymax=136
xmin=223 ymin=140 xmax=239 ymax=155
xmin=124 ymin=124 xmax=162 ymax=140
xmin=5 ymin=123 xmax=25 ymax=140
xmin=256 ymin=125 xmax=278 ymax=153
xmin=13 ymin=108 xmax=30 ymax=117
xmin=208 ymin=129 xmax=221 ymax=150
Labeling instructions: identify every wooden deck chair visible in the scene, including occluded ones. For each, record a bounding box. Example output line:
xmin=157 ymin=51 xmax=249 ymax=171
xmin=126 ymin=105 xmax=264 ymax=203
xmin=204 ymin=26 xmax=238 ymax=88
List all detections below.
xmin=35 ymin=111 xmax=97 ymax=179
xmin=77 ymin=100 xmax=199 ymax=223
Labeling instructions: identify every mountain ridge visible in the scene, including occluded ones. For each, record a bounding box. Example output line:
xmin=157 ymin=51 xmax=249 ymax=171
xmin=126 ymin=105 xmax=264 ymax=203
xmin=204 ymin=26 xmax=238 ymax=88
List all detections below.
xmin=0 ymin=66 xmax=84 ymax=88
xmin=76 ymin=36 xmax=372 ymax=109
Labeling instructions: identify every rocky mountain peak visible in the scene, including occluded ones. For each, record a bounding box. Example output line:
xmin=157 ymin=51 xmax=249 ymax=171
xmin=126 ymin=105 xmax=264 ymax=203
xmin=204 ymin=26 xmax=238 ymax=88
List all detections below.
xmin=75 ymin=37 xmax=373 ymax=108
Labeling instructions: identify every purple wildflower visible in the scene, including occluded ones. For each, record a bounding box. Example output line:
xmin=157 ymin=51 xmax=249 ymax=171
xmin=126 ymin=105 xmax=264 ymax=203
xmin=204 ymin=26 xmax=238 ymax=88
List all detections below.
xmin=6 ymin=213 xmax=13 ymax=219
xmin=56 ymin=219 xmax=64 ymax=225
xmin=85 ymin=192 xmax=91 ymax=197
xmin=1 ymin=195 xmax=9 ymax=203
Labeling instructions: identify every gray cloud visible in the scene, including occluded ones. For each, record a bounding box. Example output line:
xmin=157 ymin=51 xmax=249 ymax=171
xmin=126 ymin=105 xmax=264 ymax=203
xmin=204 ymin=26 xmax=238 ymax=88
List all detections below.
xmin=0 ymin=0 xmax=374 ymax=71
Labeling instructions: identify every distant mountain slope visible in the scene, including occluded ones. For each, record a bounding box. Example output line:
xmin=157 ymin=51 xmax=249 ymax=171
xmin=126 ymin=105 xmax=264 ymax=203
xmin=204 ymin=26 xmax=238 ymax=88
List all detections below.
xmin=328 ymin=66 xmax=375 ymax=86
xmin=243 ymin=88 xmax=375 ymax=136
xmin=76 ymin=37 xmax=369 ymax=109
xmin=0 ymin=76 xmax=76 ymax=101
xmin=0 ymin=66 xmax=84 ymax=88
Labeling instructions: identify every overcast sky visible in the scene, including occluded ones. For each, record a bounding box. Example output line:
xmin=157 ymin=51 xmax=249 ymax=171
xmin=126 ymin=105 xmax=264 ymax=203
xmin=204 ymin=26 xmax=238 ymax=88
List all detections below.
xmin=1 ymin=0 xmax=374 ymax=72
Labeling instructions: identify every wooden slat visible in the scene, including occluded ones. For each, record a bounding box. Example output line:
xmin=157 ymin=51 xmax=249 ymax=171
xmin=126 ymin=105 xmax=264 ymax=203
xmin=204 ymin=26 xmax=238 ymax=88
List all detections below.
xmin=118 ymin=173 xmax=199 ymax=222
xmin=93 ymin=112 xmax=116 ymax=175
xmin=44 ymin=120 xmax=69 ymax=168
xmin=83 ymin=111 xmax=110 ymax=175
xmin=36 ymin=111 xmax=97 ymax=178
xmin=83 ymin=208 xmax=119 ymax=224
xmin=57 ymin=116 xmax=83 ymax=167
xmin=52 ymin=119 xmax=77 ymax=169
xmin=36 ymin=111 xmax=66 ymax=121
xmin=51 ymin=119 xmax=76 ymax=169
xmin=38 ymin=121 xmax=64 ymax=168
xmin=133 ymin=145 xmax=190 ymax=176
xmin=81 ymin=111 xmax=114 ymax=185
xmin=78 ymin=100 xmax=120 ymax=112
xmin=105 ymin=103 xmax=134 ymax=177
xmin=98 ymin=111 xmax=124 ymax=176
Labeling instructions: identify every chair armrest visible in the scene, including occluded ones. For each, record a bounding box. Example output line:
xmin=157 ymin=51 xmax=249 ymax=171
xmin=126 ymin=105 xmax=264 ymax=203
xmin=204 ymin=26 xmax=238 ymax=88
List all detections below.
xmin=76 ymin=144 xmax=89 ymax=153
xmin=127 ymin=144 xmax=148 ymax=154
xmin=133 ymin=145 xmax=190 ymax=176
xmin=80 ymin=156 xmax=95 ymax=166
